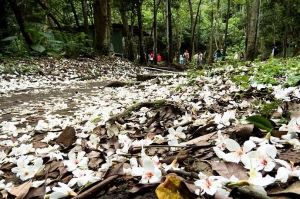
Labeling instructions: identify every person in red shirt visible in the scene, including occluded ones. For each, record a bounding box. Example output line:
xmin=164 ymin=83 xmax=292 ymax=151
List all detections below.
xmin=157 ymin=54 xmax=162 ymax=62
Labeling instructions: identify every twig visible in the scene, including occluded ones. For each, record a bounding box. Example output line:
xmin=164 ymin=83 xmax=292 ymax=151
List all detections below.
xmin=73 ymin=175 xmax=119 ymax=199
xmin=167 ymin=169 xmax=199 ymax=179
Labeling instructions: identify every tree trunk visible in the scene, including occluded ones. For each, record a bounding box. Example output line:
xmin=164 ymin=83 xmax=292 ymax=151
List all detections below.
xmin=0 ymin=0 xmax=9 ymax=50
xmin=187 ymin=0 xmax=194 ymax=56
xmin=137 ymin=0 xmax=146 ymax=65
xmin=35 ymin=0 xmax=63 ymax=31
xmin=93 ymin=0 xmax=111 ymax=55
xmin=153 ymin=0 xmax=158 ymax=65
xmin=167 ymin=0 xmax=173 ymax=64
xmin=119 ymin=5 xmax=135 ymax=61
xmin=8 ymin=0 xmax=34 ymax=48
xmin=207 ymin=0 xmax=214 ymax=64
xmin=69 ymin=0 xmax=80 ymax=30
xmin=246 ymin=0 xmax=260 ymax=61
xmin=222 ymin=0 xmax=230 ymax=61
xmin=81 ymin=0 xmax=89 ymax=34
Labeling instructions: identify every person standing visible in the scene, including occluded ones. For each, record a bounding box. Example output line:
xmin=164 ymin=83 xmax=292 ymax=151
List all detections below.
xmin=183 ymin=50 xmax=189 ymax=65
xmin=215 ymin=49 xmax=222 ymax=62
xmin=198 ymin=51 xmax=203 ymax=66
xmin=271 ymin=46 xmax=278 ymax=58
xmin=240 ymin=52 xmax=245 ymax=61
xmin=179 ymin=54 xmax=184 ymax=64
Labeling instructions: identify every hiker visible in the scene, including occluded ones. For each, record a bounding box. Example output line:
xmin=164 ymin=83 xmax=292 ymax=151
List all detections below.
xmin=157 ymin=54 xmax=162 ymax=62
xmin=183 ymin=50 xmax=189 ymax=65
xmin=179 ymin=54 xmax=184 ymax=64
xmin=198 ymin=51 xmax=203 ymax=66
xmin=271 ymin=46 xmax=278 ymax=58
xmin=240 ymin=52 xmax=245 ymax=61
xmin=215 ymin=49 xmax=222 ymax=62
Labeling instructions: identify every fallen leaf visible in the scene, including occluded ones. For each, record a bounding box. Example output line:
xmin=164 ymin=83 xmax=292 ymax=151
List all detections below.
xmin=212 ymin=161 xmax=248 ymax=180
xmin=155 ymin=175 xmax=196 ymax=199
xmin=103 ymin=163 xmax=124 ymax=178
xmin=268 ymin=181 xmax=300 ymax=195
xmin=278 ymin=150 xmax=300 ymax=164
xmin=182 ymin=132 xmax=216 ymax=146
xmin=10 ymin=180 xmax=32 ymax=199
xmin=55 ymin=126 xmax=76 ymax=148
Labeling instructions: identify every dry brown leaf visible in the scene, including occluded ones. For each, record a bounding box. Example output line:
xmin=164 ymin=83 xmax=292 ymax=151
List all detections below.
xmin=10 ymin=180 xmax=32 ymax=199
xmin=268 ymin=181 xmax=300 ymax=195
xmin=212 ymin=161 xmax=248 ymax=180
xmin=229 ymin=124 xmax=254 ymax=141
xmin=183 ymin=132 xmax=216 ymax=146
xmin=88 ymin=158 xmax=104 ymax=169
xmin=23 ymin=184 xmax=46 ymax=199
xmin=55 ymin=126 xmax=76 ymax=148
xmin=86 ymin=151 xmax=101 ymax=158
xmin=278 ymin=150 xmax=300 ymax=164
xmin=103 ymin=163 xmax=124 ymax=178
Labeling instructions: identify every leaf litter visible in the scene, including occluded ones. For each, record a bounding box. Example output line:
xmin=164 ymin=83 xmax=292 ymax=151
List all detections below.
xmin=0 ymin=57 xmax=300 ymax=198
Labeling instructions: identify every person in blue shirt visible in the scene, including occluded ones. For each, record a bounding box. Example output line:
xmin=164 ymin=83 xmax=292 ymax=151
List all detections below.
xmin=215 ymin=49 xmax=222 ymax=62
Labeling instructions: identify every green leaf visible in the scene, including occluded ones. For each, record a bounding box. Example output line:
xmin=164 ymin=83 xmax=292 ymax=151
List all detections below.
xmin=31 ymin=44 xmax=45 ymax=53
xmin=245 ymin=115 xmax=273 ymax=131
xmin=1 ymin=36 xmax=18 ymax=41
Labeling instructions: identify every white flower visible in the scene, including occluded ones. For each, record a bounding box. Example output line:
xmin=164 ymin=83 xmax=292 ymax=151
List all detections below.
xmin=214 ymin=130 xmax=229 ymax=150
xmin=9 ymin=143 xmax=35 ymax=156
xmin=32 ymin=180 xmax=45 ymax=188
xmin=12 ymin=157 xmax=44 ymax=181
xmin=213 ymin=139 xmax=256 ymax=163
xmin=194 ymin=172 xmax=224 ymax=195
xmin=49 ymin=182 xmax=77 ymax=199
xmin=162 ymin=158 xmax=180 ymax=171
xmin=167 ymin=126 xmax=187 ymax=140
xmin=0 ymin=179 xmax=13 ymax=192
xmin=63 ymin=151 xmax=89 ymax=171
xmin=87 ymin=134 xmax=100 ymax=149
xmin=139 ymin=156 xmax=162 ymax=184
xmin=41 ymin=132 xmax=59 ymax=143
xmin=130 ymin=157 xmax=144 ymax=177
xmin=275 ymin=159 xmax=300 ymax=183
xmin=248 ymin=168 xmax=275 ymax=186
xmin=241 ymin=144 xmax=277 ymax=172
xmin=68 ymin=169 xmax=100 ymax=187
xmin=214 ymin=110 xmax=236 ymax=129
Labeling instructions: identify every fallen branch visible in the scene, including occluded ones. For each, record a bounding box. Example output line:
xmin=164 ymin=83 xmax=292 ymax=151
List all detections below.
xmin=106 ymin=100 xmax=166 ymax=124
xmin=167 ymin=169 xmax=199 ymax=179
xmin=73 ymin=175 xmax=119 ymax=199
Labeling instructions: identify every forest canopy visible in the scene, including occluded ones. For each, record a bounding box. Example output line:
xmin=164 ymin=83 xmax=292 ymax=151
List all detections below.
xmin=1 ymin=0 xmax=300 ymax=64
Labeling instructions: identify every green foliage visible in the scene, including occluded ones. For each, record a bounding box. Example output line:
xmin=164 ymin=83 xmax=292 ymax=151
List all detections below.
xmin=251 ymin=99 xmax=281 ymax=119
xmin=0 ymin=62 xmax=40 ymax=75
xmin=245 ymin=115 xmax=274 ymax=131
xmin=231 ymin=74 xmax=249 ymax=89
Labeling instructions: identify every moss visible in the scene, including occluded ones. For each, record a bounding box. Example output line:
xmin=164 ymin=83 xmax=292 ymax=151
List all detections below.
xmin=153 ymin=99 xmax=166 ymax=109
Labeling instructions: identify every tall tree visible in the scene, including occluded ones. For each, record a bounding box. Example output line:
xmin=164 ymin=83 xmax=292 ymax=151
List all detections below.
xmin=0 ymin=0 xmax=9 ymax=50
xmin=93 ymin=0 xmax=111 ymax=55
xmin=188 ymin=0 xmax=202 ymax=56
xmin=81 ymin=0 xmax=89 ymax=34
xmin=222 ymin=0 xmax=230 ymax=60
xmin=136 ymin=0 xmax=146 ymax=64
xmin=114 ymin=0 xmax=136 ymax=61
xmin=207 ymin=0 xmax=215 ymax=64
xmin=35 ymin=0 xmax=63 ymax=31
xmin=166 ymin=0 xmax=173 ymax=64
xmin=69 ymin=0 xmax=80 ymax=30
xmin=8 ymin=0 xmax=34 ymax=48
xmin=246 ymin=0 xmax=260 ymax=61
